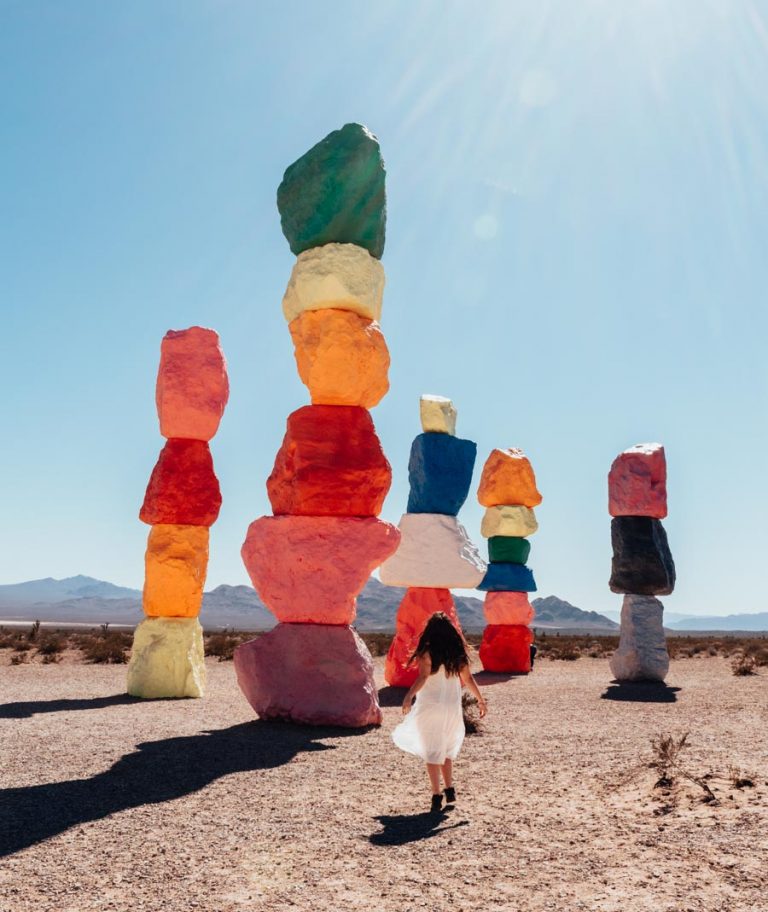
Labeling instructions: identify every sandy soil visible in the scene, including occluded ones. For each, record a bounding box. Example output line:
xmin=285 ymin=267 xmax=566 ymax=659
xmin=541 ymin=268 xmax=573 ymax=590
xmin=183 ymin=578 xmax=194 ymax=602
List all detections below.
xmin=1 ymin=655 xmax=766 ymax=912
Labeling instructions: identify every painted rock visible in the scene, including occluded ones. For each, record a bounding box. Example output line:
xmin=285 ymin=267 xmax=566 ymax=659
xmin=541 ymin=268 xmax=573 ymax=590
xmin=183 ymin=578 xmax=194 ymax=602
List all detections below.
xmin=126 ymin=617 xmax=206 ymax=698
xmin=289 ymin=309 xmax=390 ymax=408
xmin=488 ymin=536 xmax=531 ymax=564
xmin=419 ymin=394 xmax=457 ymax=436
xmin=609 ymin=517 xmax=676 ymax=595
xmin=477 ymin=562 xmax=537 ymax=592
xmin=234 ymin=623 xmax=382 ymax=727
xmin=477 ymin=448 xmax=542 ymax=508
xmin=155 ymin=326 xmax=229 ymax=441
xmin=479 ymin=624 xmax=534 ymax=673
xmin=277 ymin=123 xmax=386 ymax=258
xmin=609 ymin=594 xmax=669 ymax=682
xmin=406 ymin=433 xmax=477 ymax=515
xmin=385 ymin=588 xmax=463 ymax=688
xmin=267 ymin=406 xmax=391 ymax=517
xmin=609 ymin=443 xmax=668 ymax=519
xmin=140 ymin=439 xmax=222 ymax=526
xmin=143 ymin=524 xmax=209 ymax=618
xmin=282 ymin=243 xmax=385 ymax=323
xmin=481 ymin=505 xmax=538 ymax=538
xmin=379 ymin=513 xmax=487 ymax=588
xmin=483 ymin=591 xmax=535 ymax=625
xmin=241 ymin=515 xmax=400 ymax=625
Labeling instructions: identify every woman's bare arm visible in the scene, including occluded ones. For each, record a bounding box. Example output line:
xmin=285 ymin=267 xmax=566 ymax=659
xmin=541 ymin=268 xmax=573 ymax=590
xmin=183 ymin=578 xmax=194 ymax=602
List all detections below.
xmin=460 ymin=664 xmax=487 ymax=717
xmin=401 ymin=655 xmax=432 ymax=713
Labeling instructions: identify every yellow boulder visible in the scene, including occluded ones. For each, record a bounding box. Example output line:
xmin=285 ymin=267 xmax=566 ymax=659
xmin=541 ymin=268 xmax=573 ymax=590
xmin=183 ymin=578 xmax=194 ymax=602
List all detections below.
xmin=480 ymin=505 xmax=539 ymax=538
xmin=127 ymin=617 xmax=206 ymax=699
xmin=289 ymin=309 xmax=390 ymax=407
xmin=143 ymin=524 xmax=209 ymax=618
xmin=282 ymin=243 xmax=385 ymax=323
xmin=419 ymin=394 xmax=457 ymax=435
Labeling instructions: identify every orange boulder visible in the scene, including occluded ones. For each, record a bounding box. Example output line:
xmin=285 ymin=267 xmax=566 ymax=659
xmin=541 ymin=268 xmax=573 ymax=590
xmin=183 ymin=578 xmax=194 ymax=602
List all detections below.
xmin=477 ymin=448 xmax=542 ymax=508
xmin=384 ymin=588 xmax=464 ymax=688
xmin=143 ymin=524 xmax=209 ymax=618
xmin=140 ymin=439 xmax=222 ymax=526
xmin=483 ymin=591 xmax=535 ymax=625
xmin=479 ymin=624 xmax=534 ymax=673
xmin=267 ymin=406 xmax=391 ymax=517
xmin=156 ymin=327 xmax=229 ymax=441
xmin=289 ymin=309 xmax=390 ymax=408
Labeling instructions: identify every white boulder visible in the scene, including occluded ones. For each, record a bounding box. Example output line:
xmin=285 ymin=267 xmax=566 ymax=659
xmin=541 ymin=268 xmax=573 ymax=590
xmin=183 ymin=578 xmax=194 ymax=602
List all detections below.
xmin=127 ymin=617 xmax=206 ymax=698
xmin=609 ymin=594 xmax=669 ymax=682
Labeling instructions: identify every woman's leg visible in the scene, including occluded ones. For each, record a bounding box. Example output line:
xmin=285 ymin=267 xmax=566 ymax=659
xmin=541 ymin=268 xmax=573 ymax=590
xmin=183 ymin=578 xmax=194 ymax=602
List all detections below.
xmin=441 ymin=758 xmax=453 ymax=788
xmin=426 ymin=763 xmax=442 ymax=794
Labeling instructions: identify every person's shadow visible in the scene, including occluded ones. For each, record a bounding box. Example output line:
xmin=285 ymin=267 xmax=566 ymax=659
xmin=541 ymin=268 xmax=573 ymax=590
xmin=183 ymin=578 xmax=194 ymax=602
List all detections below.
xmin=0 ymin=718 xmax=366 ymax=858
xmin=601 ymin=681 xmax=680 ymax=703
xmin=369 ymin=811 xmax=469 ymax=846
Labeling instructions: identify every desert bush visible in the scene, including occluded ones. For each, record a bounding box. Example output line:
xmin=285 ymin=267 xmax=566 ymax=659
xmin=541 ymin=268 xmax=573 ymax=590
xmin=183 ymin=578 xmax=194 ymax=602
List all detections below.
xmin=76 ymin=630 xmax=131 ymax=664
xmin=10 ymin=652 xmax=29 ymax=665
xmin=13 ymin=640 xmax=32 ymax=653
xmin=461 ymin=691 xmax=482 ymax=734
xmin=29 ymin=620 xmax=41 ymax=642
xmin=359 ymin=632 xmax=392 ymax=658
xmin=204 ymin=630 xmax=254 ymax=662
xmin=41 ymin=652 xmax=62 ymax=664
xmin=36 ymin=634 xmax=65 ymax=656
xmin=649 ymin=732 xmax=715 ymax=801
xmin=731 ymin=654 xmax=757 ymax=676
xmin=727 ymin=765 xmax=755 ymax=789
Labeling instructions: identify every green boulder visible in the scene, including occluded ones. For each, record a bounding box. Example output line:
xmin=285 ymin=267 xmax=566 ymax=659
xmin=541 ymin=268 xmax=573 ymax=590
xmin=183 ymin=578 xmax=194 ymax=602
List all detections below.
xmin=488 ymin=536 xmax=531 ymax=564
xmin=277 ymin=123 xmax=386 ymax=259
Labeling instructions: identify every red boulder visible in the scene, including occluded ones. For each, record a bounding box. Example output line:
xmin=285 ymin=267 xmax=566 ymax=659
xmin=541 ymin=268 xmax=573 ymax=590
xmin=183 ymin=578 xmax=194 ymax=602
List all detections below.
xmin=140 ymin=439 xmax=222 ymax=526
xmin=479 ymin=624 xmax=533 ymax=673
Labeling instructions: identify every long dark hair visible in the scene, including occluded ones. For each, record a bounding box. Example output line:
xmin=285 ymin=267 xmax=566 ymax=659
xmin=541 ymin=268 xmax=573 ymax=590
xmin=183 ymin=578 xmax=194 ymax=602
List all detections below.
xmin=409 ymin=613 xmax=468 ymax=676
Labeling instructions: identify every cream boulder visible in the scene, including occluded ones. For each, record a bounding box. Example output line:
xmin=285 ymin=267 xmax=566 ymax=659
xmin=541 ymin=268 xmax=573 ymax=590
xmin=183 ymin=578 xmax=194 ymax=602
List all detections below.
xmin=127 ymin=617 xmax=206 ymax=698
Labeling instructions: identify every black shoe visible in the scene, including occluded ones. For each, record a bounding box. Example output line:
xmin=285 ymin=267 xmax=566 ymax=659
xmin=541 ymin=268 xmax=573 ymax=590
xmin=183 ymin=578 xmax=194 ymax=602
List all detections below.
xmin=430 ymin=793 xmax=443 ymax=814
xmin=444 ymin=787 xmax=456 ymax=804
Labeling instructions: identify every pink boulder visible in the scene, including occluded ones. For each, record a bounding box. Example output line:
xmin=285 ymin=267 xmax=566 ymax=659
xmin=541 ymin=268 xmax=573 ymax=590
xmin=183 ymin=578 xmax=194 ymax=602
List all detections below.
xmin=156 ymin=327 xmax=229 ymax=441
xmin=241 ymin=515 xmax=400 ymax=625
xmin=608 ymin=443 xmax=667 ymax=519
xmin=483 ymin=591 xmax=535 ymax=626
xmin=234 ymin=623 xmax=382 ymax=727
xmin=385 ymin=588 xmax=464 ymax=688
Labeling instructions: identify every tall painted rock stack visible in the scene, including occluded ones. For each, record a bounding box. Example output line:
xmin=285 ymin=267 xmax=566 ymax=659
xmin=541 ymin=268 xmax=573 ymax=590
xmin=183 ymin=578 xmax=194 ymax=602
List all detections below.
xmin=379 ymin=396 xmax=485 ymax=687
xmin=608 ymin=443 xmax=675 ymax=682
xmin=476 ymin=448 xmax=542 ymax=673
xmin=127 ymin=327 xmax=229 ymax=698
xmin=234 ymin=124 xmax=400 ymax=728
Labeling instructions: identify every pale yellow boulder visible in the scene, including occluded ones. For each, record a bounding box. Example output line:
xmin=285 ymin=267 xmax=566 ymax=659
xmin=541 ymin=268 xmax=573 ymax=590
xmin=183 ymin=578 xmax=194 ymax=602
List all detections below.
xmin=127 ymin=617 xmax=206 ymax=699
xmin=419 ymin=394 xmax=457 ymax=435
xmin=480 ymin=504 xmax=539 ymax=538
xmin=282 ymin=243 xmax=385 ymax=323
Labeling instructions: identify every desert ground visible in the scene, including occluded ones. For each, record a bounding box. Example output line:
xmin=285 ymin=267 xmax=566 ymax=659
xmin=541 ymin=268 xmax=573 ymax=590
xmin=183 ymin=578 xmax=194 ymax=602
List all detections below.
xmin=1 ymin=652 xmax=766 ymax=912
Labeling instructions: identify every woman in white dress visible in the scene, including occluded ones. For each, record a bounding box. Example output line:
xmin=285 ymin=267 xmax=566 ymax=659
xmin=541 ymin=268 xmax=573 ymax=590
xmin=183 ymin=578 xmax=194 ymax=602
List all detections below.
xmin=392 ymin=612 xmax=487 ymax=813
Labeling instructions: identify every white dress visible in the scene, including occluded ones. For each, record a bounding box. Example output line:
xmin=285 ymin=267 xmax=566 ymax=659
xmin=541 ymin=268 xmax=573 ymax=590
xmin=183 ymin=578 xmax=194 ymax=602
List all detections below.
xmin=392 ymin=668 xmax=465 ymax=764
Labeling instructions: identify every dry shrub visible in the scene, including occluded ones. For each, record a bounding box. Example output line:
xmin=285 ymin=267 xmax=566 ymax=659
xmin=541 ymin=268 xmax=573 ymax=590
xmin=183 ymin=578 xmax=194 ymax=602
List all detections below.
xmin=41 ymin=653 xmax=62 ymax=664
xmin=10 ymin=653 xmax=29 ymax=666
xmin=75 ymin=630 xmax=131 ymax=664
xmin=649 ymin=732 xmax=716 ymax=802
xmin=731 ymin=654 xmax=757 ymax=676
xmin=727 ymin=765 xmax=755 ymax=789
xmin=204 ymin=630 xmax=254 ymax=662
xmin=462 ymin=691 xmax=482 ymax=734
xmin=359 ymin=632 xmax=392 ymax=658
xmin=36 ymin=634 xmax=65 ymax=656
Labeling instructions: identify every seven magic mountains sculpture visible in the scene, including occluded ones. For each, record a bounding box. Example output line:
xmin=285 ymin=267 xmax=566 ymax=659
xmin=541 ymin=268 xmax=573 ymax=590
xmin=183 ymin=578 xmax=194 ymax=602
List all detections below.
xmin=608 ymin=443 xmax=675 ymax=682
xmin=379 ymin=395 xmax=486 ymax=687
xmin=127 ymin=327 xmax=229 ymax=698
xmin=234 ymin=124 xmax=400 ymax=727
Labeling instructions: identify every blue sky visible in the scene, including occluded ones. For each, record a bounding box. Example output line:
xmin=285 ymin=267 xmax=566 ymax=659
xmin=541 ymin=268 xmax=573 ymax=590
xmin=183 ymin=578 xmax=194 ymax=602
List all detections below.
xmin=2 ymin=0 xmax=767 ymax=617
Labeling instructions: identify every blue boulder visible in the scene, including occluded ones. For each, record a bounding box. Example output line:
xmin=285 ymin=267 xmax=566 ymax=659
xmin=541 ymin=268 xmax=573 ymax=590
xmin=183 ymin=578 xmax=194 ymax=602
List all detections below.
xmin=406 ymin=433 xmax=477 ymax=516
xmin=477 ymin=562 xmax=537 ymax=592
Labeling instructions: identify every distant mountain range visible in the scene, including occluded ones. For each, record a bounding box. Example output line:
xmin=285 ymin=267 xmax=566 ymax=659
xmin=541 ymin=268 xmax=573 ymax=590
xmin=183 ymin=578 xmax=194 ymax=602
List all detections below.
xmin=2 ymin=576 xmax=764 ymax=632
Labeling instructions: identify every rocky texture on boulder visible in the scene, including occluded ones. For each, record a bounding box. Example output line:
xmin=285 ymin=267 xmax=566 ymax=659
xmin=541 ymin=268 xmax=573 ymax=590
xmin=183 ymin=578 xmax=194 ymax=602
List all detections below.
xmin=267 ymin=405 xmax=391 ymax=517
xmin=234 ymin=624 xmax=382 ymax=727
xmin=379 ymin=513 xmax=486 ymax=588
xmin=419 ymin=394 xmax=457 ymax=435
xmin=143 ymin=524 xmax=209 ymax=618
xmin=479 ymin=624 xmax=534 ymax=674
xmin=277 ymin=123 xmax=386 ymax=258
xmin=609 ymin=517 xmax=676 ymax=595
xmin=156 ymin=327 xmax=229 ymax=441
xmin=282 ymin=243 xmax=385 ymax=323
xmin=477 ymin=448 xmax=542 ymax=508
xmin=609 ymin=595 xmax=669 ymax=681
xmin=406 ymin=433 xmax=477 ymax=515
xmin=140 ymin=439 xmax=222 ymax=527
xmin=289 ymin=309 xmax=389 ymax=408
xmin=609 ymin=443 xmax=667 ymax=519
xmin=384 ymin=587 xmax=462 ymax=687
xmin=241 ymin=515 xmax=400 ymax=625
xmin=127 ymin=617 xmax=206 ymax=698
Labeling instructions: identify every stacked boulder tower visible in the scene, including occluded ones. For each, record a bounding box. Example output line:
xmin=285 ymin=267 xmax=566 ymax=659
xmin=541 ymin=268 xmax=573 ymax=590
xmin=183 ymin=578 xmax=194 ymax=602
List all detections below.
xmin=608 ymin=443 xmax=675 ymax=682
xmin=234 ymin=124 xmax=401 ymax=727
xmin=127 ymin=327 xmax=229 ymax=698
xmin=379 ymin=395 xmax=486 ymax=687
xmin=476 ymin=448 xmax=542 ymax=673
